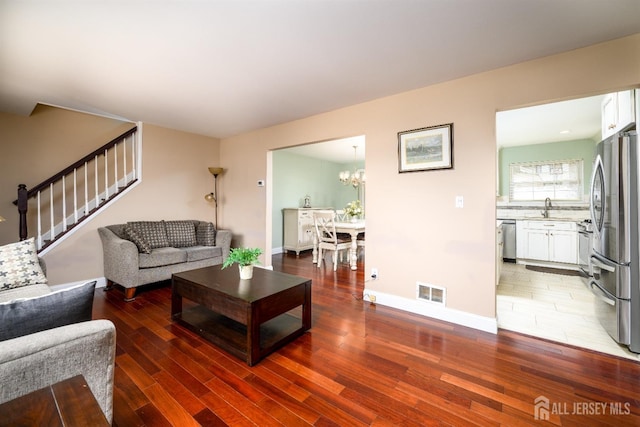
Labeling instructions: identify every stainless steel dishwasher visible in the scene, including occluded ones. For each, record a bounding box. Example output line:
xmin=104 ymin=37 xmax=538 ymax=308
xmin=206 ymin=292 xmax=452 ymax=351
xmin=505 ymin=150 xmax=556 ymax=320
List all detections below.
xmin=501 ymin=220 xmax=516 ymax=261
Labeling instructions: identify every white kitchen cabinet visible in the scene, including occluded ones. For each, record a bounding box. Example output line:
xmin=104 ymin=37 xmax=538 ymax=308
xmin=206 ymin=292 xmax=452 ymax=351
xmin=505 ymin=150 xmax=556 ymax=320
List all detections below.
xmin=496 ymin=223 xmax=503 ymax=286
xmin=601 ymin=90 xmax=635 ymax=139
xmin=516 ymin=220 xmax=578 ymax=264
xmin=525 ymin=228 xmax=550 ymax=261
xmin=283 ymin=208 xmax=328 ymax=256
xmin=549 ymin=230 xmax=578 ymax=264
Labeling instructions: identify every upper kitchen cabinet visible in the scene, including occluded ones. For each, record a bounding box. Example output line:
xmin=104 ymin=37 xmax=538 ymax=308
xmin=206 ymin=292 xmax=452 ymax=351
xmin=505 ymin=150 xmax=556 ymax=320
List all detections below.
xmin=601 ymin=90 xmax=635 ymax=139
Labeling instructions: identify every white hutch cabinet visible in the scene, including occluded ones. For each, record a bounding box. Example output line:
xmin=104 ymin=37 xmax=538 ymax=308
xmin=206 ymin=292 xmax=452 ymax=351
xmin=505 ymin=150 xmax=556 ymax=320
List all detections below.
xmin=283 ymin=208 xmax=328 ymax=256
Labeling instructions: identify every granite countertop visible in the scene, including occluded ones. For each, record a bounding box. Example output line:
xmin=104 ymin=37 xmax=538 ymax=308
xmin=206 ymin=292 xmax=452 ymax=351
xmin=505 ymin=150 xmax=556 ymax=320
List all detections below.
xmin=497 ymin=204 xmax=589 ymax=222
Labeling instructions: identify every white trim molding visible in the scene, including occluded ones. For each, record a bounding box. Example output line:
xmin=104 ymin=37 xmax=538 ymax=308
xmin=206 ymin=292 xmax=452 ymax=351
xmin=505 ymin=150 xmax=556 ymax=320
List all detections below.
xmin=49 ymin=277 xmax=107 ymax=292
xmin=363 ymin=288 xmax=498 ymax=334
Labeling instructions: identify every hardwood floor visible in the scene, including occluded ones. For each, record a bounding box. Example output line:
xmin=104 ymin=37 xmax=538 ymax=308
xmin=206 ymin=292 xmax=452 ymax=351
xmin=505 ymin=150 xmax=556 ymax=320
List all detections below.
xmin=93 ymin=252 xmax=640 ymax=426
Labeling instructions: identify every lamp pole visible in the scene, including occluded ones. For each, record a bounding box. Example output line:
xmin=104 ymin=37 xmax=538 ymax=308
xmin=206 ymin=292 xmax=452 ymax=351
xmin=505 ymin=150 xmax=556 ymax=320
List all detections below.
xmin=206 ymin=167 xmax=224 ymax=228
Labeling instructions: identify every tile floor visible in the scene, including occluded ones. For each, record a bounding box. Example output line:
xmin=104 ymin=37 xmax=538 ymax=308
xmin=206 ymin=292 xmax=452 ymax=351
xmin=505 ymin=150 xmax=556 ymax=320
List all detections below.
xmin=497 ymin=262 xmax=640 ymax=361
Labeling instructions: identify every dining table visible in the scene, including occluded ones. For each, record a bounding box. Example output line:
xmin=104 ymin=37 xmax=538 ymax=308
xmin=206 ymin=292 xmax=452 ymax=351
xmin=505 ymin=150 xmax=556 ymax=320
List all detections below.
xmin=312 ymin=220 xmax=365 ymax=270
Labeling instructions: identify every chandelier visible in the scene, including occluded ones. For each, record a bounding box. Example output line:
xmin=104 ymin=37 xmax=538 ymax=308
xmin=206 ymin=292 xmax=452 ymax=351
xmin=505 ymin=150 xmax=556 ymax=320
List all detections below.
xmin=339 ymin=145 xmax=366 ymax=188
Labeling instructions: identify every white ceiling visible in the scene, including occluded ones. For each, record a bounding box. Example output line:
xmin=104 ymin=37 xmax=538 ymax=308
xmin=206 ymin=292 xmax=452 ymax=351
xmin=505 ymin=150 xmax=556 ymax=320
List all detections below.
xmin=496 ymin=94 xmax=607 ymax=148
xmin=1 ymin=0 xmax=639 ymax=144
xmin=283 ymin=135 xmax=366 ymax=163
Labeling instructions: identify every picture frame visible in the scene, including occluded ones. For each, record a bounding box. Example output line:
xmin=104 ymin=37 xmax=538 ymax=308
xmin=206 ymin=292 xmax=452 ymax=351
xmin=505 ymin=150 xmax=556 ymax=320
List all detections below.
xmin=398 ymin=123 xmax=453 ymax=173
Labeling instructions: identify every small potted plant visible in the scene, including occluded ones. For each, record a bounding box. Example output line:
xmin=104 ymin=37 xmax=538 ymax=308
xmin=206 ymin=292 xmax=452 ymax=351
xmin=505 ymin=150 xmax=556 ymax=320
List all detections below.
xmin=222 ymin=247 xmax=263 ymax=279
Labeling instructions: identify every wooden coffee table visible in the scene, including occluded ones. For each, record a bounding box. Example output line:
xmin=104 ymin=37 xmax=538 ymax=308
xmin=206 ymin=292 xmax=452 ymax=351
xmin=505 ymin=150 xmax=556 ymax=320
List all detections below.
xmin=171 ymin=265 xmax=312 ymax=366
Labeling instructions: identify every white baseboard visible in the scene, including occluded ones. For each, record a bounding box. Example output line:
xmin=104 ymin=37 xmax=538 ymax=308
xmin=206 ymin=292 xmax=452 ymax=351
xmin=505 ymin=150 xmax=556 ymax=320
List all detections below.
xmin=49 ymin=277 xmax=107 ymax=292
xmin=363 ymin=288 xmax=498 ymax=334
xmin=272 ymin=247 xmax=284 ymax=254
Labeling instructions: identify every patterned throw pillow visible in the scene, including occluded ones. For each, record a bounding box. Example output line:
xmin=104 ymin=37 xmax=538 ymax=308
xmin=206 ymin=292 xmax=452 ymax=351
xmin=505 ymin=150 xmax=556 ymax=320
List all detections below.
xmin=164 ymin=221 xmax=197 ymax=248
xmin=124 ymin=224 xmax=152 ymax=254
xmin=126 ymin=221 xmax=169 ymax=249
xmin=196 ymin=222 xmax=216 ymax=246
xmin=0 ymin=238 xmax=47 ymax=290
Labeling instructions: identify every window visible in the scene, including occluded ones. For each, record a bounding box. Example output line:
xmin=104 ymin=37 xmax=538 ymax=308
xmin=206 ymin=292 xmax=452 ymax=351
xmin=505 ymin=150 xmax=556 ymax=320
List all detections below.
xmin=509 ymin=159 xmax=583 ymax=201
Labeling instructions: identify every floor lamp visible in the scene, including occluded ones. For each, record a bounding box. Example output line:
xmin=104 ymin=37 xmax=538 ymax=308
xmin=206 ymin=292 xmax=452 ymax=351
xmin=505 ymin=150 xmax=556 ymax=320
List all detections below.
xmin=204 ymin=167 xmax=224 ymax=228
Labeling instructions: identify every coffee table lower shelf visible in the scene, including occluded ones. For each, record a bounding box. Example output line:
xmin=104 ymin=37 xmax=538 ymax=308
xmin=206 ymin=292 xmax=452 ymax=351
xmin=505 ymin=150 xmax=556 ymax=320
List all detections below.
xmin=173 ymin=305 xmax=305 ymax=365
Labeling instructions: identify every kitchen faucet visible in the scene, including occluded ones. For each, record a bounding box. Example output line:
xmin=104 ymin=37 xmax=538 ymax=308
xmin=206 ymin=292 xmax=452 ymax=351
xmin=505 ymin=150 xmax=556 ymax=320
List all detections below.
xmin=542 ymin=197 xmax=552 ymax=218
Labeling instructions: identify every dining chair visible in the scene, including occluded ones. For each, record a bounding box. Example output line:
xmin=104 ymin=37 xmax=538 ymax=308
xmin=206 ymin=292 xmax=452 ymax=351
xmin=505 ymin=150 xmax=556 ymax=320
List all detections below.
xmin=313 ymin=211 xmax=352 ymax=271
xmin=356 ymin=232 xmax=365 ymax=259
xmin=334 ymin=209 xmax=349 ymax=221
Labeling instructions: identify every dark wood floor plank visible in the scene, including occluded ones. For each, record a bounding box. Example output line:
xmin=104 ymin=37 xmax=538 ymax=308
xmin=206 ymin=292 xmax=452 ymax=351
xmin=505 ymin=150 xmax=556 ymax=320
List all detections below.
xmin=197 ymin=391 xmax=256 ymax=427
xmin=255 ymin=396 xmax=312 ymax=427
xmin=112 ymin=386 xmax=146 ymax=427
xmin=134 ymin=402 xmax=172 ymax=427
xmin=115 ymin=353 xmax=157 ymax=391
xmin=152 ymin=370 xmax=206 ymax=416
xmin=262 ymin=356 xmax=376 ymax=425
xmin=94 ymin=251 xmax=640 ymax=426
xmin=142 ymin=383 xmax=202 ymax=427
xmin=203 ymin=374 xmax=283 ymax=427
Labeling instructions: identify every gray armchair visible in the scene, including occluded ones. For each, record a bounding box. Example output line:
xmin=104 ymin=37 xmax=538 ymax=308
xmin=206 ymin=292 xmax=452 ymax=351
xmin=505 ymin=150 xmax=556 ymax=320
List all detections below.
xmin=0 ymin=319 xmax=116 ymax=423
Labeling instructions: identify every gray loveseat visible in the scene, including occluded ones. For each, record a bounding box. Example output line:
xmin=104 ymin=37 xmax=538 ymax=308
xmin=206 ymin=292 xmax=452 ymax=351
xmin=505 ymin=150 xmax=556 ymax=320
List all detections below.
xmin=98 ymin=220 xmax=231 ymax=301
xmin=0 ymin=239 xmax=116 ymax=423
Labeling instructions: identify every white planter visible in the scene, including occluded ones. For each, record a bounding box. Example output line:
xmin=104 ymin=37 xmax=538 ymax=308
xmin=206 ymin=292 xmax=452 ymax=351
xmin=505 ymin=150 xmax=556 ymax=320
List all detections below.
xmin=239 ymin=265 xmax=254 ymax=280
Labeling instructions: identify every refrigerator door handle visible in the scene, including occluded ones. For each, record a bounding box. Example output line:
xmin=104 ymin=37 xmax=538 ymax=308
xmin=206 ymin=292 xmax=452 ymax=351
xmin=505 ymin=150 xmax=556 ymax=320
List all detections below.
xmin=589 ymin=281 xmax=615 ymax=306
xmin=590 ymin=255 xmax=616 ymax=273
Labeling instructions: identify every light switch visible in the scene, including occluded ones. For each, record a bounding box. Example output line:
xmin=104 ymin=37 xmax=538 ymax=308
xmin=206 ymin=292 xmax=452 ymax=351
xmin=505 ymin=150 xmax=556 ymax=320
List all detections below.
xmin=455 ymin=196 xmax=464 ymax=208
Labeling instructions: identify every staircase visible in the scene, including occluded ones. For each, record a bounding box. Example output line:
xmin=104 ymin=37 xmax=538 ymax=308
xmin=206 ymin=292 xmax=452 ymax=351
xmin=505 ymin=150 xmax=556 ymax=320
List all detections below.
xmin=15 ymin=125 xmax=141 ymax=253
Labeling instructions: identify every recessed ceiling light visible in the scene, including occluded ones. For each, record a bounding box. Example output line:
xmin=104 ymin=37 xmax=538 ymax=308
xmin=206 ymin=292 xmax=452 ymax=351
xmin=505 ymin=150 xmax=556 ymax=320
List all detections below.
xmin=560 ymin=130 xmax=571 ymax=134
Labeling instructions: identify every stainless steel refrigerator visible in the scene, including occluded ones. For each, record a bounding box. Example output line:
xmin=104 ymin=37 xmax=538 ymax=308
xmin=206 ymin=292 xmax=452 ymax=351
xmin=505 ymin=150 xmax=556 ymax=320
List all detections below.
xmin=589 ymin=129 xmax=639 ymax=352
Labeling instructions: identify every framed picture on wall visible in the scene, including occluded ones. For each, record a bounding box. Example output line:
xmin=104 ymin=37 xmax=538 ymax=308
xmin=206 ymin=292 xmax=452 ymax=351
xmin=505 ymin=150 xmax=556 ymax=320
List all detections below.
xmin=398 ymin=123 xmax=453 ymax=172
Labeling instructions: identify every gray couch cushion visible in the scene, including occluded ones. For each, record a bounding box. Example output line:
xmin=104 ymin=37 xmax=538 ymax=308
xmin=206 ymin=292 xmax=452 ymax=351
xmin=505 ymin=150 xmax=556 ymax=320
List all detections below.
xmin=184 ymin=246 xmax=222 ymax=262
xmin=165 ymin=220 xmax=198 ymax=248
xmin=127 ymin=221 xmax=169 ymax=249
xmin=0 ymin=238 xmax=48 ymax=290
xmin=0 ymin=283 xmax=50 ymax=303
xmin=196 ymin=221 xmax=216 ymax=246
xmin=0 ymin=281 xmax=96 ymax=341
xmin=138 ymin=247 xmax=187 ymax=268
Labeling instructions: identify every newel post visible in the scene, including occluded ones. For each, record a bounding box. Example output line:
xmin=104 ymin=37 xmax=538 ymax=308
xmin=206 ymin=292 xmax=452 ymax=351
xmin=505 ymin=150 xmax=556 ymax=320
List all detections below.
xmin=17 ymin=184 xmax=28 ymax=241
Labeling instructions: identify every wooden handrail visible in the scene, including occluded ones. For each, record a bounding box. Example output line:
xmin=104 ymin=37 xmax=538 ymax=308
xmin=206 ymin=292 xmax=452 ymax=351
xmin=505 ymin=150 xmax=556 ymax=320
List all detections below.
xmin=13 ymin=126 xmax=137 ymax=204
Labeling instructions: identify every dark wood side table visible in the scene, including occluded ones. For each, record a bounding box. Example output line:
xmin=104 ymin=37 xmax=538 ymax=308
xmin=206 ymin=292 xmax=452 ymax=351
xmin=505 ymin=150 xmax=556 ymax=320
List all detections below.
xmin=172 ymin=265 xmax=312 ymax=366
xmin=0 ymin=375 xmax=109 ymax=426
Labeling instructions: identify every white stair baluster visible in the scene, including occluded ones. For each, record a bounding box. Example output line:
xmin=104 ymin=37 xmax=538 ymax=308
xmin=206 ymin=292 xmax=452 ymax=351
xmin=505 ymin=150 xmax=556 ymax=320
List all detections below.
xmin=49 ymin=183 xmax=55 ymax=241
xmin=94 ymin=155 xmax=99 ymax=209
xmin=114 ymin=142 xmax=118 ymax=191
xmin=73 ymin=169 xmax=78 ymax=223
xmin=133 ymin=130 xmax=138 ymax=180
xmin=36 ymin=191 xmax=42 ymax=250
xmin=84 ymin=162 xmax=89 ymax=216
xmin=104 ymin=149 xmax=109 ymax=199
xmin=123 ymin=137 xmax=128 ymax=185
xmin=62 ymin=175 xmax=67 ymax=232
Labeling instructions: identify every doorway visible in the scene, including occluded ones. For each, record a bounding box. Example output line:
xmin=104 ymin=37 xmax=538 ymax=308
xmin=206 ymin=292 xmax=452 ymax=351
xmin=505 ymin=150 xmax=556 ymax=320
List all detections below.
xmin=269 ymin=136 xmax=365 ymax=256
xmin=495 ymin=93 xmax=639 ymax=360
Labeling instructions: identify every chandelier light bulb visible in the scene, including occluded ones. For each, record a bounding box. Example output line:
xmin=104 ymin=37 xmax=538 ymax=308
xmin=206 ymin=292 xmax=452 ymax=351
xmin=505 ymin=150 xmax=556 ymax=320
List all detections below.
xmin=338 ymin=145 xmax=365 ymax=188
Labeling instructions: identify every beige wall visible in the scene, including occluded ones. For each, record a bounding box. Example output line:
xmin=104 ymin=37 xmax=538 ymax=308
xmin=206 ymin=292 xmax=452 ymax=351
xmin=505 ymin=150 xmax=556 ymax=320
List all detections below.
xmin=1 ymin=108 xmax=220 ymax=285
xmin=219 ymin=34 xmax=640 ymax=323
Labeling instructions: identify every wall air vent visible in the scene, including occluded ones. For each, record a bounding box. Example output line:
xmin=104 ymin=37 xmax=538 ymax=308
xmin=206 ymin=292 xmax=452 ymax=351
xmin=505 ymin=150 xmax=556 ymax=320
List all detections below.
xmin=416 ymin=282 xmax=446 ymax=306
